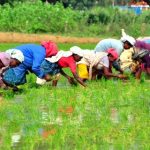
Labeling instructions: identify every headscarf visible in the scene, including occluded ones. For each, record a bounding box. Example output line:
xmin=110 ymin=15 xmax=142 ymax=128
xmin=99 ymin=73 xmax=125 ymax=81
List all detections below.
xmin=46 ymin=46 xmax=84 ymax=63
xmin=46 ymin=51 xmax=72 ymax=63
xmin=0 ymin=52 xmax=11 ymax=67
xmin=120 ymin=29 xmax=136 ymax=46
xmin=41 ymin=41 xmax=58 ymax=57
xmin=107 ymin=48 xmax=119 ymax=60
xmin=70 ymin=46 xmax=84 ymax=57
xmin=6 ymin=49 xmax=24 ymax=63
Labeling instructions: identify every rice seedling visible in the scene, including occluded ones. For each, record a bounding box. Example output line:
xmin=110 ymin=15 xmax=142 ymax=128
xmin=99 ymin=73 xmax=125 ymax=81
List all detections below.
xmin=0 ymin=43 xmax=149 ymax=149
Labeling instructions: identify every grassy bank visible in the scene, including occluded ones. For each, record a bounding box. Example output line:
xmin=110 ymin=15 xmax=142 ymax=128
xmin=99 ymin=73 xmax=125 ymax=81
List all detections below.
xmin=0 ymin=43 xmax=149 ymax=149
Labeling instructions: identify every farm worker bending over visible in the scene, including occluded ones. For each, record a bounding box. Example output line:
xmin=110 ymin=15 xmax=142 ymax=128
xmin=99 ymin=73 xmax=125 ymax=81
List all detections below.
xmin=2 ymin=41 xmax=58 ymax=87
xmin=36 ymin=46 xmax=86 ymax=87
xmin=94 ymin=29 xmax=136 ymax=72
xmin=119 ymin=37 xmax=150 ymax=79
xmin=131 ymin=50 xmax=149 ymax=79
xmin=132 ymin=39 xmax=150 ymax=78
xmin=77 ymin=47 xmax=127 ymax=80
xmin=0 ymin=49 xmax=24 ymax=88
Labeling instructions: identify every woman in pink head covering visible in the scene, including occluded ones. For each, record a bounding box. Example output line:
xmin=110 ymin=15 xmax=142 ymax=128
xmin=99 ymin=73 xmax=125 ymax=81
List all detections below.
xmin=0 ymin=50 xmax=24 ymax=69
xmin=0 ymin=50 xmax=24 ymax=88
xmin=96 ymin=48 xmax=128 ymax=80
xmin=0 ymin=52 xmax=11 ymax=69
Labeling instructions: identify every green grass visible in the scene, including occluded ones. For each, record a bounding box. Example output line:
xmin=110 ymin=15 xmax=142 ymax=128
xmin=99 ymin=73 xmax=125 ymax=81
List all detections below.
xmin=0 ymin=43 xmax=149 ymax=150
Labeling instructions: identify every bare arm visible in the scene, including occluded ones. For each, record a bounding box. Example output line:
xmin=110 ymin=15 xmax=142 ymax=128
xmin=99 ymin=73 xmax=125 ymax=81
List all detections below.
xmin=103 ymin=66 xmax=118 ymax=78
xmin=60 ymin=69 xmax=77 ymax=86
xmin=60 ymin=69 xmax=86 ymax=87
xmin=103 ymin=66 xmax=127 ymax=79
xmin=72 ymin=72 xmax=86 ymax=87
xmin=135 ymin=67 xmax=142 ymax=80
xmin=60 ymin=69 xmax=70 ymax=78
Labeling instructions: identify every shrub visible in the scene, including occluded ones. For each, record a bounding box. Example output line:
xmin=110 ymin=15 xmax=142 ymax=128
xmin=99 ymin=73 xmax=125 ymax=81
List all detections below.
xmin=0 ymin=2 xmax=149 ymax=38
xmin=0 ymin=1 xmax=83 ymax=33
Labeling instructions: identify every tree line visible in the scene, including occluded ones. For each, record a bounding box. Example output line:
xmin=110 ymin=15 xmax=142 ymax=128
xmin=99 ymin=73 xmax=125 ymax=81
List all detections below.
xmin=0 ymin=0 xmax=149 ymax=8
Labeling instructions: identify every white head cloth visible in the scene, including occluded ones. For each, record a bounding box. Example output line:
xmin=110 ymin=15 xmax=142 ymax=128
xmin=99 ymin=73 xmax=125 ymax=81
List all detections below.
xmin=46 ymin=46 xmax=84 ymax=63
xmin=120 ymin=29 xmax=136 ymax=46
xmin=6 ymin=49 xmax=24 ymax=63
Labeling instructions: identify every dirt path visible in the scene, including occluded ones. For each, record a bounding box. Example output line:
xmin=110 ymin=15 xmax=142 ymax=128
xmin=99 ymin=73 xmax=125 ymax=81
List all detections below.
xmin=0 ymin=32 xmax=101 ymax=43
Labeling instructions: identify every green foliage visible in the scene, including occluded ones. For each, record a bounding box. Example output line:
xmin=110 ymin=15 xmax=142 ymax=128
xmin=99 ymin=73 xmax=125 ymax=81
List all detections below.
xmin=0 ymin=1 xmax=83 ymax=33
xmin=86 ymin=7 xmax=150 ymax=37
xmin=0 ymin=1 xmax=150 ymax=37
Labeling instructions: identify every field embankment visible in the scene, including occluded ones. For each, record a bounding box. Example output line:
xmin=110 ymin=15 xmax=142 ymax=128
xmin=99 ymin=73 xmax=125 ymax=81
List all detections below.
xmin=0 ymin=32 xmax=101 ymax=43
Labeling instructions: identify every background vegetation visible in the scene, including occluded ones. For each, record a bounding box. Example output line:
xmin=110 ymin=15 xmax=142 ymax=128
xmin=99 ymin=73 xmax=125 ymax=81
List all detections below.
xmin=0 ymin=0 xmax=150 ymax=38
xmin=0 ymin=0 xmax=141 ymax=7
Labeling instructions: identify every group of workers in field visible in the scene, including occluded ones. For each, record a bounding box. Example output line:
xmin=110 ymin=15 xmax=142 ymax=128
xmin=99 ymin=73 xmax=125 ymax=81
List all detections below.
xmin=0 ymin=29 xmax=150 ymax=90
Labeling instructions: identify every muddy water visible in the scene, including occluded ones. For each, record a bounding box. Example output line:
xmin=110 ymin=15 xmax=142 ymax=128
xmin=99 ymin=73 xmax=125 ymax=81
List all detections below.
xmin=110 ymin=108 xmax=119 ymax=124
xmin=9 ymin=102 xmax=57 ymax=149
xmin=127 ymin=114 xmax=134 ymax=124
xmin=11 ymin=132 xmax=22 ymax=148
xmin=3 ymin=94 xmax=136 ymax=149
xmin=110 ymin=107 xmax=135 ymax=125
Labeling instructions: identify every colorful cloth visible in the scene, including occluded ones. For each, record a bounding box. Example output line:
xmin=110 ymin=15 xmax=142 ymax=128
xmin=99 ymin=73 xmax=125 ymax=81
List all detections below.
xmin=41 ymin=41 xmax=58 ymax=57
xmin=70 ymin=46 xmax=84 ymax=57
xmin=120 ymin=29 xmax=136 ymax=46
xmin=120 ymin=48 xmax=135 ymax=70
xmin=46 ymin=46 xmax=84 ymax=63
xmin=40 ymin=60 xmax=60 ymax=75
xmin=107 ymin=48 xmax=119 ymax=60
xmin=0 ymin=51 xmax=24 ymax=86
xmin=135 ymin=40 xmax=150 ymax=51
xmin=3 ymin=67 xmax=27 ymax=86
xmin=142 ymin=53 xmax=150 ymax=68
xmin=13 ymin=44 xmax=46 ymax=79
xmin=58 ymin=56 xmax=77 ymax=74
xmin=135 ymin=40 xmax=150 ymax=69
xmin=144 ymin=39 xmax=150 ymax=44
xmin=45 ymin=46 xmax=86 ymax=75
xmin=0 ymin=52 xmax=11 ymax=67
xmin=94 ymin=39 xmax=124 ymax=55
xmin=77 ymin=64 xmax=89 ymax=79
xmin=3 ymin=44 xmax=47 ymax=86
xmin=46 ymin=50 xmax=72 ymax=63
xmin=0 ymin=52 xmax=11 ymax=85
xmin=6 ymin=49 xmax=24 ymax=63
xmin=137 ymin=37 xmax=150 ymax=44
xmin=77 ymin=51 xmax=108 ymax=79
